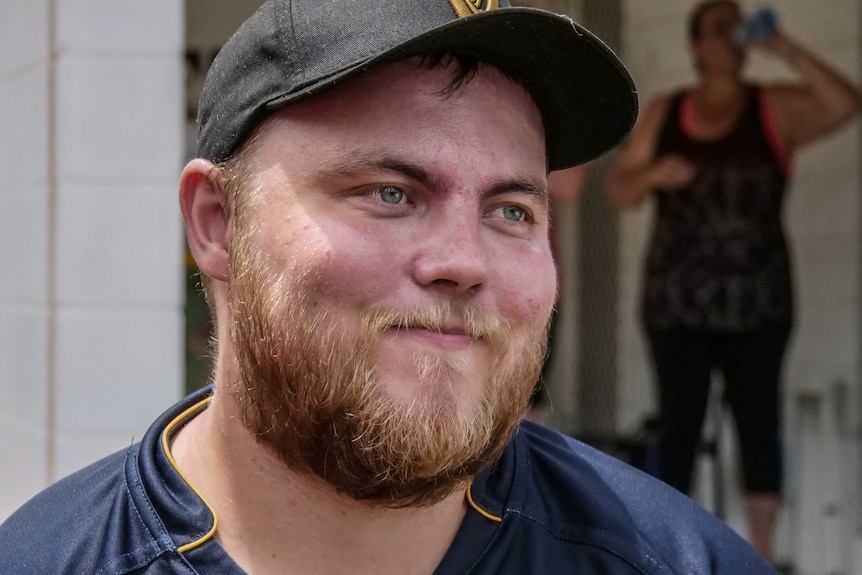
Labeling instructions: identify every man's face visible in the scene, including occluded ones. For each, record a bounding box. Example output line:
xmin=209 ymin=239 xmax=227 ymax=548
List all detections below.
xmin=692 ymin=3 xmax=745 ymax=74
xmin=226 ymin=59 xmax=555 ymax=506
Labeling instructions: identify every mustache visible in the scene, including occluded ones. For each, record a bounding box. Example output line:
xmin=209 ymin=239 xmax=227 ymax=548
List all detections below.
xmin=361 ymin=301 xmax=509 ymax=352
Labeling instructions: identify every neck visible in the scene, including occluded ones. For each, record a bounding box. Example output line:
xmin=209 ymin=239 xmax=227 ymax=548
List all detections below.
xmin=696 ymin=72 xmax=745 ymax=102
xmin=170 ymin=366 xmax=469 ymax=575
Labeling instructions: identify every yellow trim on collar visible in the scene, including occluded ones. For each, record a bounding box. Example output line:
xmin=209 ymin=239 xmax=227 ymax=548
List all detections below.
xmin=160 ymin=395 xmax=218 ymax=554
xmin=162 ymin=396 xmax=503 ymax=552
xmin=466 ymin=482 xmax=502 ymax=522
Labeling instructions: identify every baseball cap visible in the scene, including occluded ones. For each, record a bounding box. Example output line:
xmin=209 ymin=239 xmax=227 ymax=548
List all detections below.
xmin=197 ymin=0 xmax=638 ymax=171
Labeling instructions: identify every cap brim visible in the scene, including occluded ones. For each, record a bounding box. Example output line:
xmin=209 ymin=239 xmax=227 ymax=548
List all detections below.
xmin=266 ymin=8 xmax=638 ymax=171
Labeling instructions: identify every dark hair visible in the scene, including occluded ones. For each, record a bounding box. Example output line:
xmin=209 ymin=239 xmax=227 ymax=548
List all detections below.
xmin=416 ymin=53 xmax=525 ymax=98
xmin=688 ymin=0 xmax=738 ymax=40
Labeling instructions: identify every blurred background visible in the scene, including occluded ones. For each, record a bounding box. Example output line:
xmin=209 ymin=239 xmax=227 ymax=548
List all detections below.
xmin=0 ymin=1 xmax=859 ymax=572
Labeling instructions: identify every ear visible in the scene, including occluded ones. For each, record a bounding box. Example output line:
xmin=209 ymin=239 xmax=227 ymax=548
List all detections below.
xmin=179 ymin=158 xmax=230 ymax=282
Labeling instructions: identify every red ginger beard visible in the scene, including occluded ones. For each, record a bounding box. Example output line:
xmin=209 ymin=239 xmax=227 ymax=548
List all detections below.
xmin=225 ymin=224 xmax=549 ymax=508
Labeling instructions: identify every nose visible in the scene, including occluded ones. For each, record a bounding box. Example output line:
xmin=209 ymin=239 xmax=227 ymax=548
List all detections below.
xmin=411 ymin=216 xmax=489 ymax=294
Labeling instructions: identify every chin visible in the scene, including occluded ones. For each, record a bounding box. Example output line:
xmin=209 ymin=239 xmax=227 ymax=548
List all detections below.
xmin=375 ymin=349 xmax=488 ymax=413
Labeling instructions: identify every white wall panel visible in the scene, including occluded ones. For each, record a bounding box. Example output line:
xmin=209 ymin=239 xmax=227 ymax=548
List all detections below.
xmin=55 ymin=184 xmax=182 ymax=305
xmin=53 ymin=433 xmax=137 ymax=481
xmin=0 ymin=2 xmax=51 ymax=521
xmin=0 ymin=307 xmax=48 ymax=426
xmin=55 ymin=54 xmax=182 ymax=182
xmin=0 ymin=0 xmax=49 ymax=79
xmin=796 ymin=121 xmax=862 ymax=175
xmin=0 ymin=67 xmax=49 ymax=189
xmin=54 ymin=309 xmax=182 ymax=435
xmin=0 ymin=191 xmax=49 ymax=303
xmin=0 ymin=423 xmax=48 ymax=520
xmin=787 ymin=169 xmax=860 ymax=238
xmin=0 ymin=0 xmax=184 ymax=521
xmin=57 ymin=0 xmax=182 ymax=54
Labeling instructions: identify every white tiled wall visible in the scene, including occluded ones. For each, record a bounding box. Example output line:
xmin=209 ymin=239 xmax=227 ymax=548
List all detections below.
xmin=0 ymin=191 xmax=50 ymax=303
xmin=0 ymin=306 xmax=50 ymax=518
xmin=0 ymin=1 xmax=50 ymax=79
xmin=0 ymin=69 xmax=50 ymax=191
xmin=56 ymin=0 xmax=182 ymax=53
xmin=54 ymin=310 xmax=182 ymax=434
xmin=55 ymin=56 xmax=182 ymax=181
xmin=55 ymin=184 xmax=183 ymax=305
xmin=0 ymin=422 xmax=48 ymax=520
xmin=0 ymin=307 xmax=49 ymax=428
xmin=0 ymin=1 xmax=184 ymax=520
xmin=619 ymin=1 xmax=862 ymax=572
xmin=0 ymin=0 xmax=51 ymax=521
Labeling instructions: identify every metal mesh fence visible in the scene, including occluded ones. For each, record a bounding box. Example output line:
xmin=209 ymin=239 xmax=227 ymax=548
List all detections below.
xmin=514 ymin=0 xmax=624 ymax=439
xmin=575 ymin=0 xmax=623 ymax=439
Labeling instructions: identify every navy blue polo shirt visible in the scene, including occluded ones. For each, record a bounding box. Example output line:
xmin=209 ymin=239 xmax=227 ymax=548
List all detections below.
xmin=0 ymin=386 xmax=775 ymax=573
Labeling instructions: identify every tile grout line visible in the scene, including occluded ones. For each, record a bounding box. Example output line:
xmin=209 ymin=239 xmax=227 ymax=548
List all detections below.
xmin=46 ymin=0 xmax=58 ymax=485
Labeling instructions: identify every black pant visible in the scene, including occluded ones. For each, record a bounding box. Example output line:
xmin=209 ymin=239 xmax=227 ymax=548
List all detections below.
xmin=647 ymin=326 xmax=791 ymax=495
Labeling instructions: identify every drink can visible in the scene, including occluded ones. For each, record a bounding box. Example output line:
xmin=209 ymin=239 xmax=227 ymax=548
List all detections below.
xmin=731 ymin=7 xmax=778 ymax=48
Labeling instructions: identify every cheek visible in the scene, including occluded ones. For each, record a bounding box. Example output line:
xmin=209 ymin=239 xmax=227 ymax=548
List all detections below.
xmin=291 ymin=224 xmax=397 ymax=302
xmin=495 ymin=248 xmax=556 ymax=325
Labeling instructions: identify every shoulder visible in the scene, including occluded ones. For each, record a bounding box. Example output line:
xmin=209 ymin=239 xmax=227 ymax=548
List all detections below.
xmin=513 ymin=422 xmax=776 ymax=574
xmin=642 ymin=91 xmax=685 ymax=125
xmin=616 ymin=91 xmax=680 ymax=156
xmin=0 ymin=446 xmax=168 ymax=574
xmin=646 ymin=92 xmax=678 ymax=114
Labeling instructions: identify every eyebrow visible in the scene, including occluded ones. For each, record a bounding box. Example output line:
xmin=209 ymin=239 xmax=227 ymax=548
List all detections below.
xmin=327 ymin=154 xmax=549 ymax=208
xmin=485 ymin=178 xmax=550 ymax=212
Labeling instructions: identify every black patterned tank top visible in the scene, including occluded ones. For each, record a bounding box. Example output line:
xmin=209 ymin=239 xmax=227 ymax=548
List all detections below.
xmin=643 ymin=87 xmax=792 ymax=331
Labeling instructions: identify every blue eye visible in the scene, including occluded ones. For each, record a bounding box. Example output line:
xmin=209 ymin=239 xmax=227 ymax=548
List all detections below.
xmin=378 ymin=186 xmax=404 ymax=204
xmin=502 ymin=205 xmax=527 ymax=222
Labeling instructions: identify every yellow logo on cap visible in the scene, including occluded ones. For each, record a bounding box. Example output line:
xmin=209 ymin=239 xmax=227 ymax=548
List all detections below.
xmin=447 ymin=0 xmax=499 ymax=18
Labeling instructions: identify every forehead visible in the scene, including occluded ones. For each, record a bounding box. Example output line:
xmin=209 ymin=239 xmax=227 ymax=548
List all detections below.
xmin=248 ymin=58 xmax=547 ymax=176
xmin=700 ymin=2 xmax=741 ymax=28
